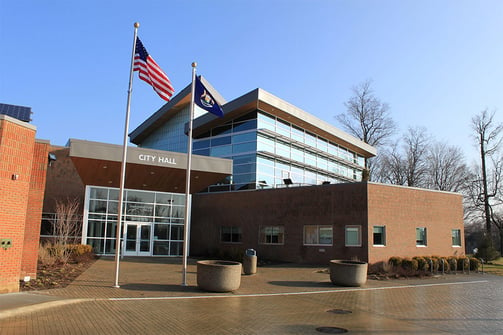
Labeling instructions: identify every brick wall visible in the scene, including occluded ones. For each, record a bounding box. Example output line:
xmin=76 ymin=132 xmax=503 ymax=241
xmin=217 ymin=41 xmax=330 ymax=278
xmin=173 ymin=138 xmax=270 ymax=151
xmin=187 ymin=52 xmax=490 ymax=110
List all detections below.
xmin=21 ymin=140 xmax=50 ymax=279
xmin=192 ymin=183 xmax=369 ymax=265
xmin=191 ymin=182 xmax=464 ymax=266
xmin=367 ymin=183 xmax=465 ymax=264
xmin=0 ymin=116 xmax=37 ymax=293
xmin=42 ymin=146 xmax=85 ymax=214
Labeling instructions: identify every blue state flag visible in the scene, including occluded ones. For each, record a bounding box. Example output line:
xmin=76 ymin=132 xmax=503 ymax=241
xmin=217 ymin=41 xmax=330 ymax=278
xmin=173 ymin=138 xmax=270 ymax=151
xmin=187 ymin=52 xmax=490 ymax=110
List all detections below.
xmin=194 ymin=76 xmax=224 ymax=118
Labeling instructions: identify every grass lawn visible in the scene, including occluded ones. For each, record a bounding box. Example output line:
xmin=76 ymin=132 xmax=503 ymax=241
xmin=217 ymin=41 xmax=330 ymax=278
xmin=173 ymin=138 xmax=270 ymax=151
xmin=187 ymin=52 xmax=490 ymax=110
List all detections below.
xmin=483 ymin=257 xmax=503 ymax=275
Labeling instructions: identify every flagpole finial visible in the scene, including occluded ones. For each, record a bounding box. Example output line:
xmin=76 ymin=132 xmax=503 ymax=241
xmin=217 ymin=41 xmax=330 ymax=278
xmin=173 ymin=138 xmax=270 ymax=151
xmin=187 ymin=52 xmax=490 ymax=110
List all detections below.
xmin=192 ymin=62 xmax=197 ymax=68
xmin=134 ymin=22 xmax=140 ymax=28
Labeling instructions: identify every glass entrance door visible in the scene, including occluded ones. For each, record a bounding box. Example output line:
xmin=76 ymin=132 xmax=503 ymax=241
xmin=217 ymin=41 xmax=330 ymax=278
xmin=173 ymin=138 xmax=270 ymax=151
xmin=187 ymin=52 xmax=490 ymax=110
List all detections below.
xmin=124 ymin=223 xmax=152 ymax=256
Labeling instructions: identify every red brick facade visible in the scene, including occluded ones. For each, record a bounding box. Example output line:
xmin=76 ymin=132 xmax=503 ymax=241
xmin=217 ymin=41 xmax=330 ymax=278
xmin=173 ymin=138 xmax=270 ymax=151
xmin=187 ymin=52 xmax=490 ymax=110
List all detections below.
xmin=0 ymin=115 xmax=49 ymax=293
xmin=367 ymin=183 xmax=464 ymax=264
xmin=191 ymin=182 xmax=464 ymax=265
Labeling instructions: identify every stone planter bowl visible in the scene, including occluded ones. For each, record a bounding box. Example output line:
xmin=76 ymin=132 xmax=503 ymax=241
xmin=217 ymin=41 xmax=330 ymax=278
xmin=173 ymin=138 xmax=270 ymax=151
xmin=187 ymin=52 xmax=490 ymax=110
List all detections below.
xmin=329 ymin=260 xmax=368 ymax=287
xmin=196 ymin=260 xmax=242 ymax=292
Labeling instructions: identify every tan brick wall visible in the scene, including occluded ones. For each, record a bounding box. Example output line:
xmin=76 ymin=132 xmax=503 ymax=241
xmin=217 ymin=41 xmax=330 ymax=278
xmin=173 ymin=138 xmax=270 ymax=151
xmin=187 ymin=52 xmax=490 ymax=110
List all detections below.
xmin=367 ymin=183 xmax=465 ymax=264
xmin=191 ymin=182 xmax=464 ymax=266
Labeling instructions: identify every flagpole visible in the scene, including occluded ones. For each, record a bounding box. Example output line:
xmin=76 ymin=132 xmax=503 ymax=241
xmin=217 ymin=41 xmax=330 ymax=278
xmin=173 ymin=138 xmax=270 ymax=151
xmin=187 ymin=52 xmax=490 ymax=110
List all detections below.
xmin=113 ymin=22 xmax=139 ymax=288
xmin=182 ymin=62 xmax=197 ymax=286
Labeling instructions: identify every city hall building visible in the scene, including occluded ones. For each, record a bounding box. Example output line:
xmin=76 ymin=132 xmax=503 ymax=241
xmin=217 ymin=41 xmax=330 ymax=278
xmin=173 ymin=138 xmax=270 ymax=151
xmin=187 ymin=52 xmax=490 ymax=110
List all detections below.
xmin=1 ymin=80 xmax=464 ymax=292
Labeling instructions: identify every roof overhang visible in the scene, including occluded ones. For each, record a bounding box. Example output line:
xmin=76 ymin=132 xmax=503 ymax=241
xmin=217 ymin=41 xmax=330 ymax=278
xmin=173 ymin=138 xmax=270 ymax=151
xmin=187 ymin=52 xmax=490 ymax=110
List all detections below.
xmin=192 ymin=89 xmax=377 ymax=158
xmin=129 ymin=76 xmax=226 ymax=145
xmin=68 ymin=139 xmax=232 ymax=193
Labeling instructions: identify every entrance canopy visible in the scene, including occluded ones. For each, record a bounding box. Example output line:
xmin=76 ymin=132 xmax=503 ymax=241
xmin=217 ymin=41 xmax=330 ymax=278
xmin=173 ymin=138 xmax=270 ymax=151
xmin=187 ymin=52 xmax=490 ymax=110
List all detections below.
xmin=68 ymin=139 xmax=232 ymax=193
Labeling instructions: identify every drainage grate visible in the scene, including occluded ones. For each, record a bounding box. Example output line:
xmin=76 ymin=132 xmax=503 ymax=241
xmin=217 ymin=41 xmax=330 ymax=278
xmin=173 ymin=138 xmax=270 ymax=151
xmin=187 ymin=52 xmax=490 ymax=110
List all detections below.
xmin=327 ymin=309 xmax=352 ymax=314
xmin=316 ymin=326 xmax=348 ymax=334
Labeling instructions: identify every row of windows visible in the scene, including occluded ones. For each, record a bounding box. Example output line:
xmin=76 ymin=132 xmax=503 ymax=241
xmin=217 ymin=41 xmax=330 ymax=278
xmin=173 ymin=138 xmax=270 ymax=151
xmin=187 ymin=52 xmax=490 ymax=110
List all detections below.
xmin=257 ymin=135 xmax=361 ymax=180
xmin=257 ymin=112 xmax=365 ymax=167
xmin=221 ymin=225 xmax=463 ymax=248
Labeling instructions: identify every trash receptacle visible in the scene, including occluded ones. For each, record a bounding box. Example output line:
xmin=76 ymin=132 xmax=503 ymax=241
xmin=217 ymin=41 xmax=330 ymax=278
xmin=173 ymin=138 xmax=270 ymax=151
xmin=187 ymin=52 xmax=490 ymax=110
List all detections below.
xmin=243 ymin=249 xmax=257 ymax=275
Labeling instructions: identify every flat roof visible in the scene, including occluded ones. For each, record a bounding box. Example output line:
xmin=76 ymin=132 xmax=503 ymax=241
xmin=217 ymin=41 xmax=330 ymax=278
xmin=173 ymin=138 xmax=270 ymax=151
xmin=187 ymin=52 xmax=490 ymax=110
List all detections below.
xmin=68 ymin=139 xmax=232 ymax=193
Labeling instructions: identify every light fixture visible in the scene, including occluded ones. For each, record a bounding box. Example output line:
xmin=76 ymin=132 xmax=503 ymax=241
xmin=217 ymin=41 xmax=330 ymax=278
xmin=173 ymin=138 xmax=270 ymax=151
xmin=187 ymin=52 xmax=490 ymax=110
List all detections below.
xmin=48 ymin=153 xmax=57 ymax=166
xmin=283 ymin=178 xmax=293 ymax=185
xmin=11 ymin=174 xmax=19 ymax=180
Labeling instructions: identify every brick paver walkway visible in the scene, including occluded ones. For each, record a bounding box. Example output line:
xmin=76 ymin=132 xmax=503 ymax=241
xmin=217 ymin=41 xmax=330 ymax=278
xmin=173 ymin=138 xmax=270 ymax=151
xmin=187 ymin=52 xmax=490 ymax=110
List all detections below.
xmin=1 ymin=257 xmax=502 ymax=334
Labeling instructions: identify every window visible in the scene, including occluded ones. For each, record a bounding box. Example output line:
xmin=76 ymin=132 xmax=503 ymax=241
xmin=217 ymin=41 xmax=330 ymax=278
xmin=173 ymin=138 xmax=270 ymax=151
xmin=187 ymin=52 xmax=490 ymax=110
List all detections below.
xmin=416 ymin=227 xmax=427 ymax=246
xmin=259 ymin=226 xmax=284 ymax=244
xmin=452 ymin=229 xmax=461 ymax=247
xmin=304 ymin=225 xmax=333 ymax=245
xmin=373 ymin=226 xmax=386 ymax=246
xmin=345 ymin=225 xmax=362 ymax=247
xmin=221 ymin=226 xmax=242 ymax=243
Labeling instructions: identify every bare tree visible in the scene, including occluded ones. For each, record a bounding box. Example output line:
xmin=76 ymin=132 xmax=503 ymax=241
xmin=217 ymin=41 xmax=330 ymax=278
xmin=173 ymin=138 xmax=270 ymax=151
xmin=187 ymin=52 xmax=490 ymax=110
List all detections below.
xmin=54 ymin=198 xmax=82 ymax=263
xmin=373 ymin=127 xmax=430 ymax=188
xmin=337 ymin=80 xmax=397 ymax=174
xmin=375 ymin=144 xmax=408 ymax=185
xmin=403 ymin=127 xmax=430 ymax=187
xmin=426 ymin=142 xmax=471 ymax=192
xmin=471 ymin=109 xmax=503 ymax=236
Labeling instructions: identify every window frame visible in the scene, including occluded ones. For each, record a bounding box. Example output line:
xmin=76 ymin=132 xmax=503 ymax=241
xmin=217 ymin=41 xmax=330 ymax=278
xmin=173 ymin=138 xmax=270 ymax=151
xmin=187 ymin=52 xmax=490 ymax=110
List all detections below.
xmin=416 ymin=227 xmax=427 ymax=247
xmin=259 ymin=225 xmax=284 ymax=245
xmin=345 ymin=225 xmax=362 ymax=247
xmin=451 ymin=229 xmax=462 ymax=247
xmin=372 ymin=225 xmax=386 ymax=246
xmin=303 ymin=225 xmax=333 ymax=246
xmin=220 ymin=226 xmax=242 ymax=244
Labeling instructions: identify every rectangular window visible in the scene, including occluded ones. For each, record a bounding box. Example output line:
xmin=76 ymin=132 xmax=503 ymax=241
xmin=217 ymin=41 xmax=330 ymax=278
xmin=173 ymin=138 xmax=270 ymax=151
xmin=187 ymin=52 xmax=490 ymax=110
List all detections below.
xmin=416 ymin=227 xmax=427 ymax=246
xmin=345 ymin=225 xmax=362 ymax=247
xmin=373 ymin=226 xmax=386 ymax=246
xmin=259 ymin=226 xmax=284 ymax=244
xmin=452 ymin=229 xmax=461 ymax=247
xmin=304 ymin=225 xmax=333 ymax=245
xmin=221 ymin=226 xmax=242 ymax=243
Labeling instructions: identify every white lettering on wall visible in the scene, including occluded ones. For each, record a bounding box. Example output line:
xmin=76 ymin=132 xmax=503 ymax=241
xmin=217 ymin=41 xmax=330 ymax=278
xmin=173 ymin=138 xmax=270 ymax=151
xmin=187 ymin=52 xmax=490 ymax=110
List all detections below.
xmin=138 ymin=154 xmax=176 ymax=165
xmin=158 ymin=156 xmax=176 ymax=165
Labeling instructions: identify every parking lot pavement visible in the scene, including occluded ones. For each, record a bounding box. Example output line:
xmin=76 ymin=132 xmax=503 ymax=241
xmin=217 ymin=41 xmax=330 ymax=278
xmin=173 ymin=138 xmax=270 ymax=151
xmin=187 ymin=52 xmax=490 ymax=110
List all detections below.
xmin=1 ymin=257 xmax=502 ymax=334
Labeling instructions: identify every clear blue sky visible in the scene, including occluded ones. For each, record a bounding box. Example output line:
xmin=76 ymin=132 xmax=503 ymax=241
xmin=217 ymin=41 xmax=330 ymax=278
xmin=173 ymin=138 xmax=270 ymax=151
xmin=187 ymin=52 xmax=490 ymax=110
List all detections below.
xmin=1 ymin=0 xmax=502 ymax=163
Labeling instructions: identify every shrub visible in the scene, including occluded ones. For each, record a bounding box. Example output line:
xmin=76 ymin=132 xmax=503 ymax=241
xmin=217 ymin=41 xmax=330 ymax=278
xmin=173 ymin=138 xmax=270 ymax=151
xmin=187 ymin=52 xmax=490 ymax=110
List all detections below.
xmin=457 ymin=257 xmax=470 ymax=271
xmin=368 ymin=261 xmax=386 ymax=274
xmin=447 ymin=257 xmax=458 ymax=272
xmin=67 ymin=244 xmax=93 ymax=256
xmin=401 ymin=258 xmax=419 ymax=272
xmin=438 ymin=257 xmax=450 ymax=272
xmin=474 ymin=236 xmax=501 ymax=261
xmin=388 ymin=256 xmax=402 ymax=267
xmin=424 ymin=256 xmax=439 ymax=272
xmin=469 ymin=257 xmax=480 ymax=271
xmin=38 ymin=243 xmax=57 ymax=266
xmin=39 ymin=243 xmax=93 ymax=265
xmin=413 ymin=256 xmax=429 ymax=271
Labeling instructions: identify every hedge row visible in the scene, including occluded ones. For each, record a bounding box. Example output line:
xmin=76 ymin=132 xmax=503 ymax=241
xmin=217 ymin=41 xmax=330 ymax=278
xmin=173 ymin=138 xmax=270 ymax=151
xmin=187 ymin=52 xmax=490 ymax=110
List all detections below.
xmin=388 ymin=256 xmax=480 ymax=273
xmin=47 ymin=244 xmax=93 ymax=257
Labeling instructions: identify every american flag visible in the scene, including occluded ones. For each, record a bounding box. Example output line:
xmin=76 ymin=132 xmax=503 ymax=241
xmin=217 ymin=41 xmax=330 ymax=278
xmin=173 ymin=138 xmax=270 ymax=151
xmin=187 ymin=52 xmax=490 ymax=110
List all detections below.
xmin=133 ymin=37 xmax=174 ymax=101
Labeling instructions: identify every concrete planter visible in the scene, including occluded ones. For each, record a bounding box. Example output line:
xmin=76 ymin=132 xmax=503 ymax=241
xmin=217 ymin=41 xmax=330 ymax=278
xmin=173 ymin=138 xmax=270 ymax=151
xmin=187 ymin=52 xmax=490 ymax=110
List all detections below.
xmin=196 ymin=260 xmax=242 ymax=292
xmin=329 ymin=260 xmax=368 ymax=287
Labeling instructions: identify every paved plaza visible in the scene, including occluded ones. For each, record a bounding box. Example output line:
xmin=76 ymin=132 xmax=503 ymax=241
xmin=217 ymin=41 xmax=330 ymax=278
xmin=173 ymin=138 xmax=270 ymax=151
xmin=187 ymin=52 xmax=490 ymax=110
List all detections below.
xmin=1 ymin=257 xmax=502 ymax=334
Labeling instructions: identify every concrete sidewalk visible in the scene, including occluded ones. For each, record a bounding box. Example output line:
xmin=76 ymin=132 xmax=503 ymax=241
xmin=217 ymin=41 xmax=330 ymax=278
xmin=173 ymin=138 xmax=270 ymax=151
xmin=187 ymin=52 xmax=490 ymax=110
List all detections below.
xmin=1 ymin=257 xmax=502 ymax=334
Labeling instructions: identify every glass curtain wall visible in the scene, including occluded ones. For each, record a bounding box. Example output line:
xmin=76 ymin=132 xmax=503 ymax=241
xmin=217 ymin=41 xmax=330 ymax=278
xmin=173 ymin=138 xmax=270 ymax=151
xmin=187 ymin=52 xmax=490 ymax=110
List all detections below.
xmin=83 ymin=186 xmax=185 ymax=256
xmin=193 ymin=110 xmax=366 ymax=192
